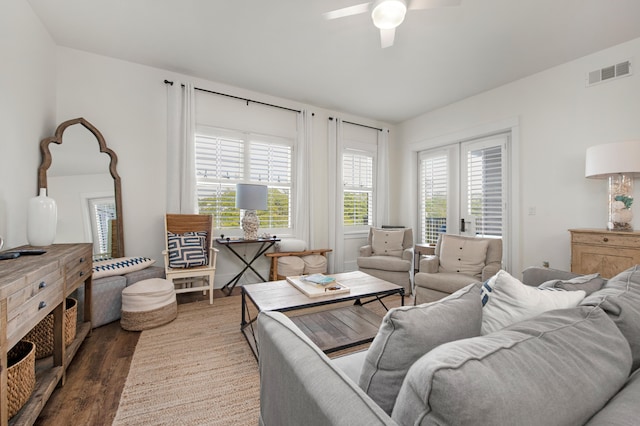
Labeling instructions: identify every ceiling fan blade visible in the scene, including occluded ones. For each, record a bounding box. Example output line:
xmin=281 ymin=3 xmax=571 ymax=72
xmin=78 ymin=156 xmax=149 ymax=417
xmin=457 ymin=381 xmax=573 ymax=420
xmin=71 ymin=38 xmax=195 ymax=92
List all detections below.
xmin=323 ymin=2 xmax=371 ymax=20
xmin=380 ymin=28 xmax=396 ymax=48
xmin=408 ymin=0 xmax=461 ymax=10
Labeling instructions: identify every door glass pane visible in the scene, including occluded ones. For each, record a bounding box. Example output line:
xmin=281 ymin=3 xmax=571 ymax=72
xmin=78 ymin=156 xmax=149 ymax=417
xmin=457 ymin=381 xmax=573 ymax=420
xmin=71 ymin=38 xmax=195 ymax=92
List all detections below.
xmin=464 ymin=142 xmax=503 ymax=237
xmin=419 ymin=152 xmax=448 ymax=244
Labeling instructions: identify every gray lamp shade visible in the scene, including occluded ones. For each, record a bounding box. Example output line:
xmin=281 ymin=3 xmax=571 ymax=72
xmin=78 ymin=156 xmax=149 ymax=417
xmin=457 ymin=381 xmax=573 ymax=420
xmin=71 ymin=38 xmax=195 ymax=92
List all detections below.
xmin=586 ymin=140 xmax=640 ymax=178
xmin=236 ymin=184 xmax=268 ymax=211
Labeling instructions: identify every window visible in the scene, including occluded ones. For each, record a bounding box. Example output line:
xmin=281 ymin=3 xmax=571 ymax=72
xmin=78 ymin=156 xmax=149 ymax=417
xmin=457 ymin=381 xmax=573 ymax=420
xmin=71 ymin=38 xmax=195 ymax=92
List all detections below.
xmin=195 ymin=128 xmax=293 ymax=233
xmin=88 ymin=197 xmax=116 ymax=259
xmin=418 ymin=151 xmax=448 ymax=244
xmin=343 ymin=149 xmax=374 ymax=229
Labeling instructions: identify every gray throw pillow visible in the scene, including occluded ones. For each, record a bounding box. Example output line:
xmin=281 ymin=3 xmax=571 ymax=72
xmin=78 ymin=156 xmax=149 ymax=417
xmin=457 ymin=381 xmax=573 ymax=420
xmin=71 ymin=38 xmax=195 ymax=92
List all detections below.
xmin=392 ymin=306 xmax=632 ymax=426
xmin=581 ymin=265 xmax=640 ymax=371
xmin=358 ymin=283 xmax=482 ymax=415
xmin=538 ymin=273 xmax=606 ymax=295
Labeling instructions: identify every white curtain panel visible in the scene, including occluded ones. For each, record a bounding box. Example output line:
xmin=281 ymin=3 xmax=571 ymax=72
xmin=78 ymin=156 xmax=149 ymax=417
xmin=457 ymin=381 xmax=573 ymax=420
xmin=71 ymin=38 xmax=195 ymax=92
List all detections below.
xmin=166 ymin=81 xmax=197 ymax=214
xmin=328 ymin=118 xmax=345 ymax=273
xmin=375 ymin=128 xmax=390 ymax=227
xmin=294 ymin=110 xmax=312 ymax=245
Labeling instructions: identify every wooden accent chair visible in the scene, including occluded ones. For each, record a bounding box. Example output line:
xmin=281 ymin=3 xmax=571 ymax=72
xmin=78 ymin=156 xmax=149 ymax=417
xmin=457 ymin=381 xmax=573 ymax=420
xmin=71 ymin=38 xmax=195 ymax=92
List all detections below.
xmin=163 ymin=214 xmax=219 ymax=304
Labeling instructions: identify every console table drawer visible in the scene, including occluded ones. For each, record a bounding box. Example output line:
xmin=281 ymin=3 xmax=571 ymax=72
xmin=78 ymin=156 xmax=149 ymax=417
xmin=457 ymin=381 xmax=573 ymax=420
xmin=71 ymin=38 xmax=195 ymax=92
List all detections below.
xmin=65 ymin=245 xmax=92 ymax=293
xmin=571 ymin=231 xmax=640 ymax=247
xmin=6 ymin=277 xmax=64 ymax=348
xmin=6 ymin=265 xmax=62 ymax=314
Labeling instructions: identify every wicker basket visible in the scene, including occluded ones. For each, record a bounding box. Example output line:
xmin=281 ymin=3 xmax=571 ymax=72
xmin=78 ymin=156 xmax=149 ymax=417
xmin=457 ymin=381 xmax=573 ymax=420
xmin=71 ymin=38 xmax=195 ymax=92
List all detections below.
xmin=24 ymin=297 xmax=77 ymax=359
xmin=7 ymin=340 xmax=35 ymax=419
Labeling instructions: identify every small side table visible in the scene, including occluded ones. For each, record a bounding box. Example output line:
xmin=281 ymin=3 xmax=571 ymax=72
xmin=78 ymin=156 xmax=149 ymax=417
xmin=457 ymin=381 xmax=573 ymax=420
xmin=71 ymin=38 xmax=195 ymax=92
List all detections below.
xmin=216 ymin=237 xmax=280 ymax=296
xmin=414 ymin=243 xmax=436 ymax=273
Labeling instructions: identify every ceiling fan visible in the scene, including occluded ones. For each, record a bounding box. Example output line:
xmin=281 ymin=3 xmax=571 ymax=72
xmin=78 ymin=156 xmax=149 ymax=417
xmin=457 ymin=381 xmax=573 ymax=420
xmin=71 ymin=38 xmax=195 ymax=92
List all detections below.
xmin=323 ymin=0 xmax=461 ymax=48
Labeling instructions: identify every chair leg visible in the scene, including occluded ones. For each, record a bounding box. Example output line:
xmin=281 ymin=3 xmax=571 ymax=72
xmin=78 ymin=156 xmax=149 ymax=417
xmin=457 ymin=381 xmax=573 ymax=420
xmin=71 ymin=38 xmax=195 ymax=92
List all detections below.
xmin=209 ymin=274 xmax=214 ymax=305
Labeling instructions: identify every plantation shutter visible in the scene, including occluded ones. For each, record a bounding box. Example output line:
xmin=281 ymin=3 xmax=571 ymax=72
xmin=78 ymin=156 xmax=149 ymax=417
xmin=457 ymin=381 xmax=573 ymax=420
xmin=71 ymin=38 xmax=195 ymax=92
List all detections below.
xmin=343 ymin=150 xmax=374 ymax=227
xmin=250 ymin=141 xmax=292 ymax=229
xmin=462 ymin=140 xmax=504 ymax=237
xmin=418 ymin=151 xmax=448 ymax=244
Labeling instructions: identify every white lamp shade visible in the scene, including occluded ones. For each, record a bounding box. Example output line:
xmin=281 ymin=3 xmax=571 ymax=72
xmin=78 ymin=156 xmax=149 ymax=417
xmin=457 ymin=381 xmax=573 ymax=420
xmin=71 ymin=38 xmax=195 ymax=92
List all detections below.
xmin=585 ymin=140 xmax=640 ymax=178
xmin=236 ymin=184 xmax=268 ymax=211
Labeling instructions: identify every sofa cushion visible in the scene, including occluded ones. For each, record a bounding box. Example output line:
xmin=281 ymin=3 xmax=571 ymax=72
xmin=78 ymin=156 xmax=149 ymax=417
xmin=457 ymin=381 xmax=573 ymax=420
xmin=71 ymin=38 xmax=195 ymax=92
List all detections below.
xmin=392 ymin=306 xmax=632 ymax=426
xmin=439 ymin=236 xmax=489 ymax=277
xmin=371 ymin=229 xmax=404 ymax=257
xmin=538 ymin=273 xmax=606 ymax=295
xmin=585 ymin=368 xmax=640 ymax=426
xmin=481 ymin=270 xmax=586 ymax=335
xmin=357 ymin=255 xmax=411 ymax=272
xmin=359 ymin=283 xmax=481 ymax=415
xmin=93 ymin=256 xmax=156 ymax=279
xmin=581 ymin=265 xmax=640 ymax=371
xmin=414 ymin=271 xmax=480 ymax=294
xmin=257 ymin=311 xmax=395 ymax=426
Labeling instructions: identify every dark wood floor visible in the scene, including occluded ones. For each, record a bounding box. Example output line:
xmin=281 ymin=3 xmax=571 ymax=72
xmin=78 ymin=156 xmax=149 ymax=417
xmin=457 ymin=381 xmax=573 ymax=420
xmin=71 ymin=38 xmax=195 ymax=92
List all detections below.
xmin=34 ymin=291 xmax=224 ymax=426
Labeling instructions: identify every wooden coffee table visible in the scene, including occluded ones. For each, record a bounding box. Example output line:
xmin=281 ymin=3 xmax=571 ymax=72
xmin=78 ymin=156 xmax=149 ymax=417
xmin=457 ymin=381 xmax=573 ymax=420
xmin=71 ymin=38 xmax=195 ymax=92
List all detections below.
xmin=241 ymin=271 xmax=405 ymax=359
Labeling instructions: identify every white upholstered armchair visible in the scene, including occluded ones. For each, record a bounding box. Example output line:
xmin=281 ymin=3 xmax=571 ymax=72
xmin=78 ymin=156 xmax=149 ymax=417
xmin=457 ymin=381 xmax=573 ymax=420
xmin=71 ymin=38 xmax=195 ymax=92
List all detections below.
xmin=414 ymin=234 xmax=502 ymax=304
xmin=357 ymin=228 xmax=413 ymax=294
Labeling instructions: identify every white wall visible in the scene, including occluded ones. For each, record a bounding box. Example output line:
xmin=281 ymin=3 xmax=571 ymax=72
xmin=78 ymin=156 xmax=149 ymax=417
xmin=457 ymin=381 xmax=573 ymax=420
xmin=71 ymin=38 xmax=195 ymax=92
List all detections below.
xmin=0 ymin=0 xmax=57 ymax=249
xmin=54 ymin=47 xmax=394 ymax=286
xmin=398 ymin=37 xmax=640 ymax=275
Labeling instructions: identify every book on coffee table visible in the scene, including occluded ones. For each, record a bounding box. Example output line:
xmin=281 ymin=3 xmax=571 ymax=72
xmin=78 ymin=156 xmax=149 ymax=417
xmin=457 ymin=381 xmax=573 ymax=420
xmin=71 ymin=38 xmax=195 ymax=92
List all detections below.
xmin=286 ymin=275 xmax=350 ymax=298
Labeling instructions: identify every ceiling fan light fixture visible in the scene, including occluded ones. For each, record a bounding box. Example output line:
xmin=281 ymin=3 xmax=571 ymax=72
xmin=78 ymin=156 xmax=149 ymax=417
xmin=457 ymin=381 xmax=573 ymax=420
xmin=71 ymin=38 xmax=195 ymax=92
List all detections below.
xmin=371 ymin=0 xmax=407 ymax=30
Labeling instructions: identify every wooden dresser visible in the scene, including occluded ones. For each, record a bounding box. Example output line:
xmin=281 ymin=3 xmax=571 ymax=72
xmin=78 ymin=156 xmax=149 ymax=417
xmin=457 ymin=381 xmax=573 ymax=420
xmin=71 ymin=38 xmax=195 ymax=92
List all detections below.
xmin=569 ymin=229 xmax=640 ymax=278
xmin=0 ymin=244 xmax=92 ymax=426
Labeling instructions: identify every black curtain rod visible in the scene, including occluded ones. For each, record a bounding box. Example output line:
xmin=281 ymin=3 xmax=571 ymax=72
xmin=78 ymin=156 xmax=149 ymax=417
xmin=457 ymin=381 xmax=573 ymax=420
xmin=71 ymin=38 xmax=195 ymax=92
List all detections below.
xmin=329 ymin=116 xmax=384 ymax=132
xmin=164 ymin=79 xmax=301 ymax=114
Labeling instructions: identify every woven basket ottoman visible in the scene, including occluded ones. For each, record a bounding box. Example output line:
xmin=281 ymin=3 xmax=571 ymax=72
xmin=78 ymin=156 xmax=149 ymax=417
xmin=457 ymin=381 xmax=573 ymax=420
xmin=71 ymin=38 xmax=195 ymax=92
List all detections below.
xmin=121 ymin=278 xmax=177 ymax=331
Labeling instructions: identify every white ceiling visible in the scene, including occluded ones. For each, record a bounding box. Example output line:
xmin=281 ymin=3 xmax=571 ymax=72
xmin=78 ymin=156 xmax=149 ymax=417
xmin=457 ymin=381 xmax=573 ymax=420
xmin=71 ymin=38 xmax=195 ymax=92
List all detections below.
xmin=26 ymin=0 xmax=640 ymax=124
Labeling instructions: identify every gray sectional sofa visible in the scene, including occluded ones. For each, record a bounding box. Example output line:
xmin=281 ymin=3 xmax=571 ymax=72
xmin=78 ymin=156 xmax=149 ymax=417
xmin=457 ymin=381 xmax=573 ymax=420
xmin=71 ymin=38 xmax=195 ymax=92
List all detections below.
xmin=257 ymin=265 xmax=640 ymax=426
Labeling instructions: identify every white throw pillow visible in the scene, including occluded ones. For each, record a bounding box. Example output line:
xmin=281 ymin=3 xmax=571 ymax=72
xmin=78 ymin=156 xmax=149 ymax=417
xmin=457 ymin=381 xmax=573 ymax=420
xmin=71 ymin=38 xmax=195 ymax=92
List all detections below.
xmin=275 ymin=239 xmax=307 ymax=252
xmin=371 ymin=229 xmax=404 ymax=257
xmin=439 ymin=236 xmax=489 ymax=277
xmin=480 ymin=270 xmax=586 ymax=335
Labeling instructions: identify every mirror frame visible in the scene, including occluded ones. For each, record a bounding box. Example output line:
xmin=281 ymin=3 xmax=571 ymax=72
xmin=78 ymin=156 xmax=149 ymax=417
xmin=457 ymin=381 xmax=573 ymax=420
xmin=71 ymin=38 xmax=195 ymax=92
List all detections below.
xmin=37 ymin=117 xmax=124 ymax=257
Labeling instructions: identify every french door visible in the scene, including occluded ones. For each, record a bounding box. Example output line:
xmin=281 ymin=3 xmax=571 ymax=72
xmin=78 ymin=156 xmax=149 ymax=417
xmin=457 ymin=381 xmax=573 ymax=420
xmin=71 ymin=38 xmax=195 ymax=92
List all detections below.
xmin=418 ymin=133 xmax=510 ymax=267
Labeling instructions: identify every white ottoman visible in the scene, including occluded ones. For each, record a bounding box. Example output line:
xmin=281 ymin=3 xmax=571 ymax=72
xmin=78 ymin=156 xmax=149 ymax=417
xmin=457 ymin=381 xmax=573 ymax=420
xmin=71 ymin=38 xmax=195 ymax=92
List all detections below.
xmin=301 ymin=254 xmax=328 ymax=275
xmin=277 ymin=256 xmax=305 ymax=277
xmin=120 ymin=278 xmax=177 ymax=331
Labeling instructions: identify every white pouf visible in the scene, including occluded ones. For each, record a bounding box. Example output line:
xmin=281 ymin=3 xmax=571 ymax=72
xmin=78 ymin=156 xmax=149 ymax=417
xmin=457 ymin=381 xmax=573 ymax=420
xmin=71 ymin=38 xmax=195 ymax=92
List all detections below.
xmin=302 ymin=254 xmax=328 ymax=274
xmin=121 ymin=278 xmax=177 ymax=331
xmin=277 ymin=256 xmax=306 ymax=277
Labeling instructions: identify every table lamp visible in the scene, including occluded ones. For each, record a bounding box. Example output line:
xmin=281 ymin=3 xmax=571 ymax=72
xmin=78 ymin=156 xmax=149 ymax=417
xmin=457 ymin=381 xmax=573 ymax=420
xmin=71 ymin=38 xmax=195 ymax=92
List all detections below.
xmin=585 ymin=140 xmax=640 ymax=231
xmin=236 ymin=184 xmax=268 ymax=240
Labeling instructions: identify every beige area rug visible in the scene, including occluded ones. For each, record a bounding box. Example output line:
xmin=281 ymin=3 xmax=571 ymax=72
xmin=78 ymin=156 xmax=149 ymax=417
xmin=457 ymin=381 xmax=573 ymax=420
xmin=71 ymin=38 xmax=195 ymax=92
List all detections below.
xmin=113 ymin=291 xmax=408 ymax=425
xmin=113 ymin=296 xmax=260 ymax=426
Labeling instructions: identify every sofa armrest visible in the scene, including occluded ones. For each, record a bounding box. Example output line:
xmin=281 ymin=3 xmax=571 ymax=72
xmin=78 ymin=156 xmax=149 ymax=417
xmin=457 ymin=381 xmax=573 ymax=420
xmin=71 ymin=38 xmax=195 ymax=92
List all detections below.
xmin=419 ymin=255 xmax=439 ymax=273
xmin=521 ymin=266 xmax=582 ymax=287
xmin=481 ymin=262 xmax=501 ymax=282
xmin=360 ymin=245 xmax=373 ymax=257
xmin=257 ymin=311 xmax=396 ymax=426
xmin=402 ymin=247 xmax=414 ymax=262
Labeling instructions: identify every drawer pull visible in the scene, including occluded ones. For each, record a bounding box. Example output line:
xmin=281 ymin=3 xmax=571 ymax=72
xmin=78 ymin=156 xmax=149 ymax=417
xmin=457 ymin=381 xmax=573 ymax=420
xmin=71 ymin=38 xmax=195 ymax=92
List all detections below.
xmin=603 ymin=238 xmax=609 ymax=242
xmin=79 ymin=271 xmax=84 ymax=277
xmin=39 ymin=281 xmax=47 ymax=289
xmin=38 ymin=301 xmax=47 ymax=310
xmin=79 ymin=257 xmax=86 ymax=263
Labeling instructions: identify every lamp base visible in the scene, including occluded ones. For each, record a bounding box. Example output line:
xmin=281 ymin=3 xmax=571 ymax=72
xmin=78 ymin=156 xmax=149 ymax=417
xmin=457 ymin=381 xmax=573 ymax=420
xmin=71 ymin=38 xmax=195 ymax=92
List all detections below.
xmin=607 ymin=174 xmax=634 ymax=231
xmin=242 ymin=210 xmax=260 ymax=241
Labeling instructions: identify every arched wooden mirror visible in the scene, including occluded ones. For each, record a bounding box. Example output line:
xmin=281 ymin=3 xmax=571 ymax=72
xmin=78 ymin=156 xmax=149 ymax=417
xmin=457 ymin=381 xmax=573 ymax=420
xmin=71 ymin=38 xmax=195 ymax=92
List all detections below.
xmin=38 ymin=117 xmax=124 ymax=258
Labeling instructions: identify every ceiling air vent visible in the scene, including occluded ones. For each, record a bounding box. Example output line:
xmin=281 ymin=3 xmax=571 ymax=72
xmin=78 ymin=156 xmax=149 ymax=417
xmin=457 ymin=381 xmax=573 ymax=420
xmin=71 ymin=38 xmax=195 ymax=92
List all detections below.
xmin=587 ymin=60 xmax=632 ymax=86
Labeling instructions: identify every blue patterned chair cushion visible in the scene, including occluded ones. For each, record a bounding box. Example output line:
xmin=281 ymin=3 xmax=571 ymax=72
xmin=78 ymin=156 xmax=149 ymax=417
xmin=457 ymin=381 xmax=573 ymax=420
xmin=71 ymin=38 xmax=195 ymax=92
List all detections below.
xmin=167 ymin=232 xmax=208 ymax=268
xmin=93 ymin=256 xmax=156 ymax=279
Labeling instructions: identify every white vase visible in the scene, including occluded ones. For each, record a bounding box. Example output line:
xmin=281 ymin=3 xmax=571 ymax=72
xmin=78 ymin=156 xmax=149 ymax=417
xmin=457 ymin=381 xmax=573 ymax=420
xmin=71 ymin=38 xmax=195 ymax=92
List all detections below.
xmin=27 ymin=188 xmax=57 ymax=246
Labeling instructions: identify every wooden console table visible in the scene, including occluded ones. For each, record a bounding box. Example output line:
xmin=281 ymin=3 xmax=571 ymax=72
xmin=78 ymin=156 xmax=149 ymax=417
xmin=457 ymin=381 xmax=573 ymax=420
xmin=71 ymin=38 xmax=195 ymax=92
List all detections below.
xmin=569 ymin=228 xmax=640 ymax=278
xmin=0 ymin=244 xmax=92 ymax=425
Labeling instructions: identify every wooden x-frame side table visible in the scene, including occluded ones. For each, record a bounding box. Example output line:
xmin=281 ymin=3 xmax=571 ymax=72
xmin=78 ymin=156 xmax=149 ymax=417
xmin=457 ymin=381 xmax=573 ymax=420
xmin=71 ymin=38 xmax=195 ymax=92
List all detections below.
xmin=216 ymin=237 xmax=280 ymax=296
